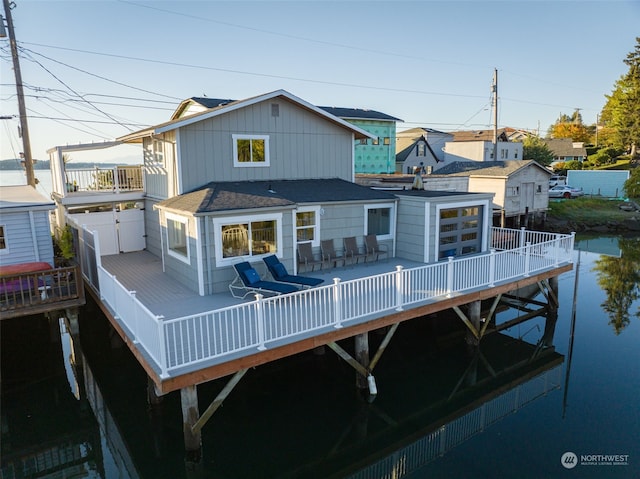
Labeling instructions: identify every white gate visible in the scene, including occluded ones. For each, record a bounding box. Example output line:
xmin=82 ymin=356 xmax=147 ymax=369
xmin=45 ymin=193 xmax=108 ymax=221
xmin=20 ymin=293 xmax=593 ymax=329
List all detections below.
xmin=69 ymin=208 xmax=145 ymax=255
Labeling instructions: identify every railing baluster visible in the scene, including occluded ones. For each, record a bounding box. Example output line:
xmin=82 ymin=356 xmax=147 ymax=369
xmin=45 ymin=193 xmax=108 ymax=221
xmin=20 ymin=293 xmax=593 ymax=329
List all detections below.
xmin=333 ymin=278 xmax=343 ymax=328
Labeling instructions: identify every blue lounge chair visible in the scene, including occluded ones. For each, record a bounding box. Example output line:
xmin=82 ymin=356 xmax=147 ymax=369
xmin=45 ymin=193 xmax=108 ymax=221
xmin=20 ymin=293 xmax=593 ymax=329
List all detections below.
xmin=229 ymin=261 xmax=299 ymax=299
xmin=263 ymin=255 xmax=324 ymax=288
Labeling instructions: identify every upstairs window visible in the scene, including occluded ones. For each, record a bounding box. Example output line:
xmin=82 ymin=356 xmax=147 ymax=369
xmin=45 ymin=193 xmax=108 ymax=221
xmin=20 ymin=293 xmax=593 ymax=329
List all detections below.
xmin=233 ymin=134 xmax=270 ymax=167
xmin=417 ymin=143 xmax=426 ymax=157
xmin=383 ymin=137 xmax=391 ymax=145
xmin=372 ymin=137 xmax=380 ymax=145
xmin=359 ymin=139 xmax=368 ymax=145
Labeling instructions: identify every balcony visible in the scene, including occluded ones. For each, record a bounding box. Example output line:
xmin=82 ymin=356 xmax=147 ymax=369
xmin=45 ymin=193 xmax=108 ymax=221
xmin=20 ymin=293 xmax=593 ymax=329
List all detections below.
xmin=0 ymin=263 xmax=85 ymax=320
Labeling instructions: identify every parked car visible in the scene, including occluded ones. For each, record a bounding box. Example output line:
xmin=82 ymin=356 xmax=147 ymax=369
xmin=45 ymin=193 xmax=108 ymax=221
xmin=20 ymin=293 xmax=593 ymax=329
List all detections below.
xmin=549 ymin=175 xmax=566 ymax=187
xmin=548 ymin=185 xmax=584 ymax=199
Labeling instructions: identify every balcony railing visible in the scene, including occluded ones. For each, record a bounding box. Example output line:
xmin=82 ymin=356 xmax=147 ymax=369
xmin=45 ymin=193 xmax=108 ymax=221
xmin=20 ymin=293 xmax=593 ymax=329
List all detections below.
xmin=80 ymin=226 xmax=575 ymax=378
xmin=0 ymin=264 xmax=85 ymax=319
xmin=63 ymin=166 xmax=144 ymax=194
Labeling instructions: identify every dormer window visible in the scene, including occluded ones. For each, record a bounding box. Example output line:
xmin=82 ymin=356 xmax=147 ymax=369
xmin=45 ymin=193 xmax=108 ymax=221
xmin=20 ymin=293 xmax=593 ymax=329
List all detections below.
xmin=417 ymin=143 xmax=426 ymax=157
xmin=233 ymin=134 xmax=270 ymax=167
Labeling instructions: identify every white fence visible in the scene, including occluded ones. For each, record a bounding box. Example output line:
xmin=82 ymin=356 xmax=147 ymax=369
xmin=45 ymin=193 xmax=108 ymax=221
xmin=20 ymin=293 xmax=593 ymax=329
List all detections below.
xmin=85 ymin=227 xmax=574 ymax=378
xmin=64 ymin=166 xmax=143 ymax=193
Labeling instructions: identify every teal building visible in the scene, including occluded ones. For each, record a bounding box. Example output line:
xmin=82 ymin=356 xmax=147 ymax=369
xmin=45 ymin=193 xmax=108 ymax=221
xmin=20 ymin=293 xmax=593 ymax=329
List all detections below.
xmin=320 ymin=107 xmax=402 ymax=174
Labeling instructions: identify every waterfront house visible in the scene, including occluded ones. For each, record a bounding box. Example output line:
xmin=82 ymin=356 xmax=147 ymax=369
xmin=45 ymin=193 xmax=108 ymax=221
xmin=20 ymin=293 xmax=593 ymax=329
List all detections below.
xmin=0 ymin=186 xmax=84 ymax=319
xmin=46 ymin=89 xmax=574 ymax=457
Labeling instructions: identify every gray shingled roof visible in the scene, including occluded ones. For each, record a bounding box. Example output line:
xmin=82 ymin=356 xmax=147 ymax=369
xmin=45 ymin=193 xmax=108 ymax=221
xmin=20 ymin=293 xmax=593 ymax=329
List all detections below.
xmin=434 ymin=160 xmax=547 ymax=177
xmin=318 ymin=107 xmax=402 ymax=122
xmin=157 ymin=178 xmax=397 ymax=214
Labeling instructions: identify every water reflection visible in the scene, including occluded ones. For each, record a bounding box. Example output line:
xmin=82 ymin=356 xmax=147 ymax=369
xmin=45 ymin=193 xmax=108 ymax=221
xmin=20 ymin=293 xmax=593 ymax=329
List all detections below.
xmin=591 ymin=236 xmax=640 ymax=334
xmin=1 ymin=305 xmax=564 ymax=479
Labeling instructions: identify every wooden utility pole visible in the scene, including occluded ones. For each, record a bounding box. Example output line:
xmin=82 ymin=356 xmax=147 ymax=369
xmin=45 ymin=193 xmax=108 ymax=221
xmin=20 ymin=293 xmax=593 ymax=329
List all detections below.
xmin=492 ymin=68 xmax=498 ymax=162
xmin=2 ymin=0 xmax=35 ymax=187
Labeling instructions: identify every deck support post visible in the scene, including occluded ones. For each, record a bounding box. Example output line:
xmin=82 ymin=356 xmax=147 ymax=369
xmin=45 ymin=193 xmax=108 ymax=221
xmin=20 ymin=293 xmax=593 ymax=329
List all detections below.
xmin=467 ymin=300 xmax=481 ymax=347
xmin=354 ymin=333 xmax=370 ymax=391
xmin=180 ymin=386 xmax=202 ymax=463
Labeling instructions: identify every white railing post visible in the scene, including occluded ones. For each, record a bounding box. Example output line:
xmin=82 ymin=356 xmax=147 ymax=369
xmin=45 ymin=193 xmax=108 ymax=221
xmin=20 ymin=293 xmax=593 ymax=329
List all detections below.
xmin=395 ymin=265 xmax=404 ymax=311
xmin=333 ymin=278 xmax=343 ymax=328
xmin=157 ymin=315 xmax=168 ymax=378
xmin=113 ymin=167 xmax=120 ymax=192
xmin=446 ymin=256 xmax=454 ymax=298
xmin=489 ymin=249 xmax=496 ymax=287
xmin=130 ymin=291 xmax=139 ymax=344
xmin=255 ymin=294 xmax=266 ymax=350
xmin=524 ymin=241 xmax=531 ymax=277
xmin=519 ymin=227 xmax=526 ymax=250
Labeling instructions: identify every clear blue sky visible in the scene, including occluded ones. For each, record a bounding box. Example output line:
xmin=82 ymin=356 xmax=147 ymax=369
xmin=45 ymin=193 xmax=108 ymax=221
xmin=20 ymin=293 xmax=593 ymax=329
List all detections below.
xmin=1 ymin=0 xmax=638 ymax=164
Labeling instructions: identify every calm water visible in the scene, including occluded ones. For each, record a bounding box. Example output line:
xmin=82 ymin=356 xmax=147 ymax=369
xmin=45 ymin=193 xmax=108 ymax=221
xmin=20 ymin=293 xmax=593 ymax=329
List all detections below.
xmin=1 ymin=236 xmax=639 ymax=478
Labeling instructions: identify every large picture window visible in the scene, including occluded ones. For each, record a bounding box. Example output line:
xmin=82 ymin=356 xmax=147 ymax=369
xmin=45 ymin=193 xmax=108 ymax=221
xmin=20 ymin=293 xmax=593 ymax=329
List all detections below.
xmin=365 ymin=203 xmax=394 ymax=240
xmin=232 ymin=134 xmax=270 ymax=167
xmin=214 ymin=214 xmax=282 ymax=266
xmin=165 ymin=213 xmax=189 ymax=263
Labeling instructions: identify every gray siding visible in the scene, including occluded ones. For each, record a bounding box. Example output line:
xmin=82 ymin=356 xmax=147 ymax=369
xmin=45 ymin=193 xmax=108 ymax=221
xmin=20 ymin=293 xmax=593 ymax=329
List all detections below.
xmin=161 ymin=215 xmax=200 ymax=293
xmin=143 ymin=198 xmax=162 ymax=257
xmin=0 ymin=211 xmax=54 ymax=266
xmin=178 ymin=99 xmax=354 ymax=191
xmin=396 ymin=198 xmax=427 ymax=263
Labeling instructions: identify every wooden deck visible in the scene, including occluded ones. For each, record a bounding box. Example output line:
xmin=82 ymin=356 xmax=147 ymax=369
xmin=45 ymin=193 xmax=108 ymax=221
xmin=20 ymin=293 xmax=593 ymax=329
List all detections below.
xmin=86 ymin=228 xmax=574 ymax=394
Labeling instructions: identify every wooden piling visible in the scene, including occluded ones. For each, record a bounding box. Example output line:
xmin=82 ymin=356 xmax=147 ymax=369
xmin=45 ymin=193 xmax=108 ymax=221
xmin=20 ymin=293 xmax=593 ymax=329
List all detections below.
xmin=180 ymin=385 xmax=202 ymax=463
xmin=355 ymin=333 xmax=370 ymax=391
xmin=465 ymin=300 xmax=482 ymax=347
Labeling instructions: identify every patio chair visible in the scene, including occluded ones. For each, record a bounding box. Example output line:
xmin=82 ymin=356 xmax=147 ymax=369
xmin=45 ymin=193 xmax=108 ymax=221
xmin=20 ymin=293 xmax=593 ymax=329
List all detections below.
xmin=343 ymin=236 xmax=367 ymax=265
xmin=297 ymin=243 xmax=323 ymax=272
xmin=263 ymin=255 xmax=324 ymax=288
xmin=229 ymin=261 xmax=299 ymax=299
xmin=364 ymin=234 xmax=389 ymax=262
xmin=320 ymin=239 xmax=346 ymax=268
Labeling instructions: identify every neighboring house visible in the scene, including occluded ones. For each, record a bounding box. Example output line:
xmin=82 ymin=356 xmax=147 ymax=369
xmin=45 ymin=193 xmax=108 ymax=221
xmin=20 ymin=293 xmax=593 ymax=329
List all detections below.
xmin=443 ymin=128 xmax=524 ymax=164
xmin=0 ymin=186 xmax=55 ymax=267
xmin=543 ymin=139 xmax=587 ymax=164
xmin=434 ymin=160 xmax=552 ymax=227
xmin=318 ymin=107 xmax=402 ymax=175
xmin=396 ymin=128 xmax=452 ymax=174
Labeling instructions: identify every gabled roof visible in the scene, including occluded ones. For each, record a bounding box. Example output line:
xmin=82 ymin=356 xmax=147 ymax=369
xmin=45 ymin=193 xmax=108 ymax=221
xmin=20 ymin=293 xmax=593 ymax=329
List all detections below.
xmin=156 ymin=178 xmax=397 ymax=215
xmin=395 ymin=137 xmax=440 ymax=163
xmin=118 ymin=90 xmax=376 ymax=143
xmin=171 ymin=97 xmax=236 ymax=120
xmin=434 ymin=160 xmax=551 ymax=178
xmin=318 ymin=107 xmax=402 ymax=122
xmin=543 ymin=138 xmax=587 ymax=157
xmin=397 ymin=127 xmax=450 ymax=137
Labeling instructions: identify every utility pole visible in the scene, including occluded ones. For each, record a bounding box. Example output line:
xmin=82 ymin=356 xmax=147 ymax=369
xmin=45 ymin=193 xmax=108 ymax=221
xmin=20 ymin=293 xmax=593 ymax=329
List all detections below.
xmin=1 ymin=0 xmax=35 ymax=187
xmin=492 ymin=68 xmax=498 ymax=162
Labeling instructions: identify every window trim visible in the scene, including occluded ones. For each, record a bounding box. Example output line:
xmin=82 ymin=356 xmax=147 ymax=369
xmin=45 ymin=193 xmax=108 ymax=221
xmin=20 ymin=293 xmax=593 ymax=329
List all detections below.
xmin=165 ymin=212 xmax=190 ymax=264
xmin=364 ymin=202 xmax=395 ymax=241
xmin=232 ymin=134 xmax=270 ymax=167
xmin=295 ymin=206 xmax=321 ymax=248
xmin=0 ymin=224 xmax=8 ymax=255
xmin=212 ymin=213 xmax=283 ymax=267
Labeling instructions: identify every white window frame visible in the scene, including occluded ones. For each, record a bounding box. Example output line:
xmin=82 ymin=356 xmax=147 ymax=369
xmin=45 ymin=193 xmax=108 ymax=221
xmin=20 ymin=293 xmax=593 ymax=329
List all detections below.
xmin=0 ymin=224 xmax=8 ymax=255
xmin=212 ymin=213 xmax=283 ymax=267
xmin=294 ymin=206 xmax=321 ymax=248
xmin=232 ymin=134 xmax=270 ymax=167
xmin=165 ymin=212 xmax=190 ymax=264
xmin=364 ymin=203 xmax=395 ymax=241
xmin=435 ymin=199 xmax=491 ymax=260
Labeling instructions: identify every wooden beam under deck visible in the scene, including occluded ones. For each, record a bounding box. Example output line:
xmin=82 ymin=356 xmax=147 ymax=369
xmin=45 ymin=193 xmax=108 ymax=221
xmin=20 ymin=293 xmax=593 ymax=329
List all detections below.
xmin=87 ymin=264 xmax=572 ymax=395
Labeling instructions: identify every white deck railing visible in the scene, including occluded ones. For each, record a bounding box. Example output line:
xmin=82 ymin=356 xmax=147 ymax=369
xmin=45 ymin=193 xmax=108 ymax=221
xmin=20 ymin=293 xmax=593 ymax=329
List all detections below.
xmin=86 ymin=227 xmax=574 ymax=378
xmin=64 ymin=166 xmax=143 ymax=193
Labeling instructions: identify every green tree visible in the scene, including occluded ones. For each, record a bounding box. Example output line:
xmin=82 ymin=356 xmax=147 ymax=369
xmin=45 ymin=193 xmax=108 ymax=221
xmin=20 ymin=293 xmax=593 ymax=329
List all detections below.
xmin=547 ymin=109 xmax=592 ymax=143
xmin=624 ymin=167 xmax=640 ymax=198
xmin=592 ymin=237 xmax=640 ymax=334
xmin=522 ymin=136 xmax=554 ymax=166
xmin=600 ymin=37 xmax=640 ymax=156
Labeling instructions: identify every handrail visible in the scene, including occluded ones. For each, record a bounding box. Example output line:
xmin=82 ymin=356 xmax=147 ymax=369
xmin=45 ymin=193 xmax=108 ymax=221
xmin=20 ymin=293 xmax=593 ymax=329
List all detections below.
xmin=84 ymin=227 xmax=575 ymax=376
xmin=62 ymin=165 xmax=144 ymax=194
